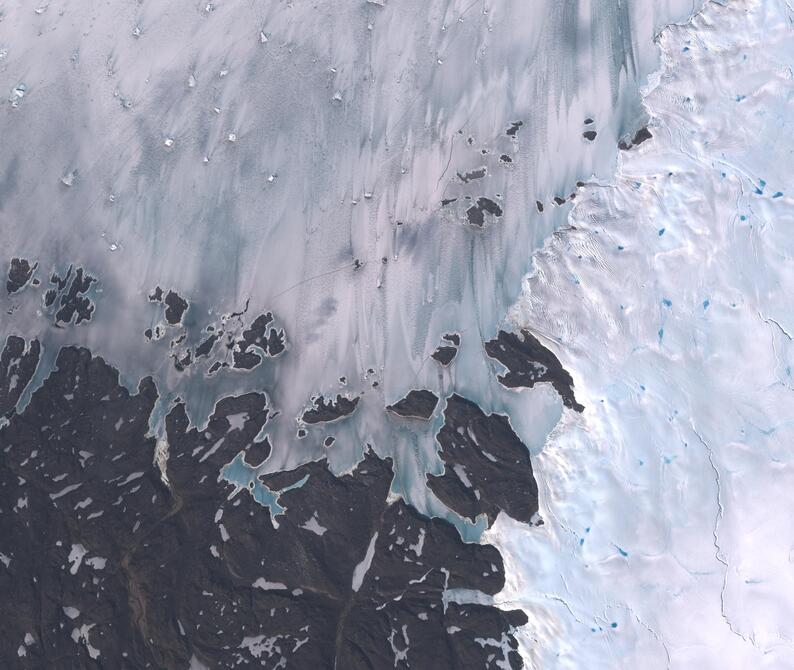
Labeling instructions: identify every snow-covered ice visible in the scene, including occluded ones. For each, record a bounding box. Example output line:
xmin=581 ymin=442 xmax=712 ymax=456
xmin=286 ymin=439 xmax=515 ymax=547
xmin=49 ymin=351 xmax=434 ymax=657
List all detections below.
xmin=486 ymin=1 xmax=794 ymax=667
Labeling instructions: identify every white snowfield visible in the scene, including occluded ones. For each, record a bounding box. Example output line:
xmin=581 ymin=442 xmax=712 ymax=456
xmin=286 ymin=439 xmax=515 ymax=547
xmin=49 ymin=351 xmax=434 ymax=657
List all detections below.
xmin=486 ymin=0 xmax=794 ymax=667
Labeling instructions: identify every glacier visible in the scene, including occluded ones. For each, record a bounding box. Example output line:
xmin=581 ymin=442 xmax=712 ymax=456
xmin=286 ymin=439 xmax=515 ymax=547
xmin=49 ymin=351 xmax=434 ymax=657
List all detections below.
xmin=0 ymin=0 xmax=698 ymax=508
xmin=486 ymin=0 xmax=794 ymax=667
xmin=2 ymin=0 xmax=792 ymax=666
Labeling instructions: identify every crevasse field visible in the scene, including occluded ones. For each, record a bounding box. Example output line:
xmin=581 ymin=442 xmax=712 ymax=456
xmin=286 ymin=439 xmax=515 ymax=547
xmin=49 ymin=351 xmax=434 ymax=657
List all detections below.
xmin=488 ymin=0 xmax=794 ymax=667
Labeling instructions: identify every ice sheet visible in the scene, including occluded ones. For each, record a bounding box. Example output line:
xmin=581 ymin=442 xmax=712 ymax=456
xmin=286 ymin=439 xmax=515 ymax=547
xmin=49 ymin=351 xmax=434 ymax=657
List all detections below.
xmin=486 ymin=1 xmax=794 ymax=666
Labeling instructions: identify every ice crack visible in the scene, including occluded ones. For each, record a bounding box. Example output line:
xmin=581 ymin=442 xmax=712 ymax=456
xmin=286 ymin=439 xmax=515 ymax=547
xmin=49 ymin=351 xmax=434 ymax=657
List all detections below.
xmin=759 ymin=311 xmax=794 ymax=341
xmin=692 ymin=426 xmax=758 ymax=649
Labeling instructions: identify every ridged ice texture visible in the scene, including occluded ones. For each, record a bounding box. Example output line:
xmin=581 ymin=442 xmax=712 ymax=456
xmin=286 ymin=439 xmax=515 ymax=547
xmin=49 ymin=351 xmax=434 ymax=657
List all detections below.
xmin=485 ymin=1 xmax=794 ymax=666
xmin=0 ymin=0 xmax=698 ymax=519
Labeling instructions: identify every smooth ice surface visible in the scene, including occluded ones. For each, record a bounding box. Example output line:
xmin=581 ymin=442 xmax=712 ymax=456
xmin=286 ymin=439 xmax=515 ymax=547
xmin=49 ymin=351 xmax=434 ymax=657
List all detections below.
xmin=0 ymin=0 xmax=700 ymax=522
xmin=486 ymin=1 xmax=794 ymax=666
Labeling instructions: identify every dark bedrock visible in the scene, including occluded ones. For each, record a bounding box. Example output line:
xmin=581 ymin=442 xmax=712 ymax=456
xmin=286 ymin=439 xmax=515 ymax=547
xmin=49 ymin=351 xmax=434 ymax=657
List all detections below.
xmin=386 ymin=389 xmax=439 ymax=420
xmin=164 ymin=289 xmax=189 ymax=325
xmin=0 ymin=335 xmax=40 ymax=417
xmin=485 ymin=329 xmax=584 ymax=413
xmin=43 ymin=266 xmax=97 ymax=325
xmin=428 ymin=394 xmax=539 ymax=527
xmin=618 ymin=126 xmax=653 ymax=151
xmin=301 ymin=393 xmax=360 ymax=424
xmin=0 ymin=346 xmax=528 ymax=669
xmin=6 ymin=257 xmax=36 ymax=294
